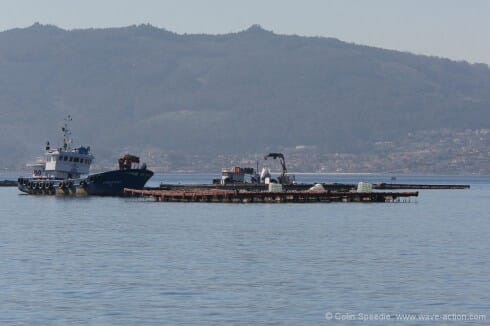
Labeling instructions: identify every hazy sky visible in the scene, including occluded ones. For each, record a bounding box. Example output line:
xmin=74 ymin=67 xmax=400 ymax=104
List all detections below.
xmin=1 ymin=0 xmax=489 ymax=64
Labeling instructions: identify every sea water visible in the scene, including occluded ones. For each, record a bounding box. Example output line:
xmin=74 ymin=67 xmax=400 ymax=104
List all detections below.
xmin=0 ymin=174 xmax=489 ymax=324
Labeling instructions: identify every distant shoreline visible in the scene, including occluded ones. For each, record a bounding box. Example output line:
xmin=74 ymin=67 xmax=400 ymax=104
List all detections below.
xmin=1 ymin=170 xmax=489 ymax=177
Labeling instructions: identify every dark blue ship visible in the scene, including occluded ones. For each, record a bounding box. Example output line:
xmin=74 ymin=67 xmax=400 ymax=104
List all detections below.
xmin=80 ymin=155 xmax=153 ymax=196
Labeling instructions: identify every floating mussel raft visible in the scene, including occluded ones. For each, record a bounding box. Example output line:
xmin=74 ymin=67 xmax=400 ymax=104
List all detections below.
xmin=124 ymin=185 xmax=419 ymax=204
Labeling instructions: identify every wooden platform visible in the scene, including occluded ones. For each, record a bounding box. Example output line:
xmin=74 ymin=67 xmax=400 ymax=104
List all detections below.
xmin=374 ymin=183 xmax=470 ymax=190
xmin=124 ymin=188 xmax=418 ymax=203
xmin=159 ymin=182 xmax=469 ymax=192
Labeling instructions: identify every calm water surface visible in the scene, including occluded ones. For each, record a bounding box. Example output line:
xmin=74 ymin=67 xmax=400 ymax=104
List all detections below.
xmin=0 ymin=174 xmax=489 ymax=324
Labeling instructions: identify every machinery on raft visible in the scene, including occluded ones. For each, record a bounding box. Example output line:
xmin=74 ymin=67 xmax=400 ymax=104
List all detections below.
xmin=212 ymin=152 xmax=296 ymax=186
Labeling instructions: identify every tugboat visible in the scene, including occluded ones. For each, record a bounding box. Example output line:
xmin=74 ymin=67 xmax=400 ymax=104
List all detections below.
xmin=17 ymin=115 xmax=94 ymax=195
xmin=79 ymin=154 xmax=153 ymax=196
xmin=18 ymin=116 xmax=153 ymax=196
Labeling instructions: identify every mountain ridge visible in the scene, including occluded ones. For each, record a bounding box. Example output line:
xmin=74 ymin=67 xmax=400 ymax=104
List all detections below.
xmin=0 ymin=23 xmax=489 ymax=172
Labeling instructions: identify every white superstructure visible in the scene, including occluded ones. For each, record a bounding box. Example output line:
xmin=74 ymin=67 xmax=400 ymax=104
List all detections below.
xmin=30 ymin=115 xmax=94 ymax=180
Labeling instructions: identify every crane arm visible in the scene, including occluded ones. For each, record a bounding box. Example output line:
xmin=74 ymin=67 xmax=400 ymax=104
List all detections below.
xmin=263 ymin=153 xmax=287 ymax=175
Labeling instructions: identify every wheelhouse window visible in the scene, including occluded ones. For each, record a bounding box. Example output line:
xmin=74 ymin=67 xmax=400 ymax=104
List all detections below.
xmin=74 ymin=157 xmax=79 ymax=163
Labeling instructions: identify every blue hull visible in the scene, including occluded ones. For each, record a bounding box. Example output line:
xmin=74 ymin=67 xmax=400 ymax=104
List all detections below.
xmin=83 ymin=169 xmax=153 ymax=196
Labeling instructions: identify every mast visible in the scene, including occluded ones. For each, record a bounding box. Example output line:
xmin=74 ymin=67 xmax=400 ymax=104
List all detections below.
xmin=61 ymin=115 xmax=72 ymax=150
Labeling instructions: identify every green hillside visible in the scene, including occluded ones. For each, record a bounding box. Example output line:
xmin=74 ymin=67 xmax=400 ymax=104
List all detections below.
xmin=1 ymin=23 xmax=489 ymax=169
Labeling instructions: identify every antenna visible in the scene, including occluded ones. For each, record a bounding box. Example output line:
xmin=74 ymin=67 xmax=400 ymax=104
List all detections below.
xmin=62 ymin=115 xmax=73 ymax=150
